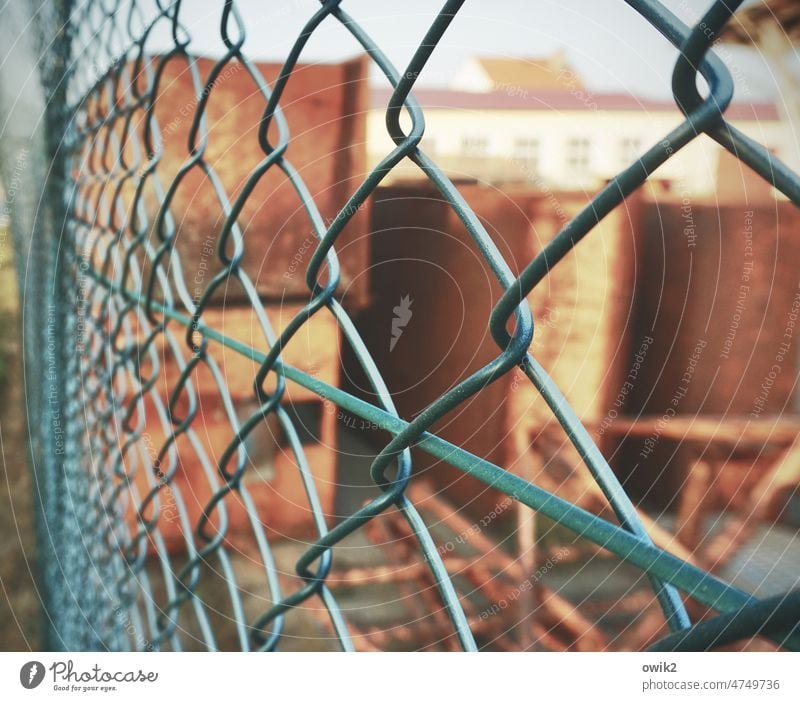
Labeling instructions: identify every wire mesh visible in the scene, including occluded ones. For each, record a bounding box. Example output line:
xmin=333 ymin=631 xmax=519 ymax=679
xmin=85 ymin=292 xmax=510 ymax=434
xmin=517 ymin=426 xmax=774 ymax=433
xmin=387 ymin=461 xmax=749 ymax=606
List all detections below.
xmin=20 ymin=0 xmax=800 ymax=651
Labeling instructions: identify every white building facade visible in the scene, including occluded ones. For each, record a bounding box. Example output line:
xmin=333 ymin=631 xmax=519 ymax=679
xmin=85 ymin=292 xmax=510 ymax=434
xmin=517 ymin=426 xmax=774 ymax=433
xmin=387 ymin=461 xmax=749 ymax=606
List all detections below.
xmin=367 ymin=84 xmax=783 ymax=197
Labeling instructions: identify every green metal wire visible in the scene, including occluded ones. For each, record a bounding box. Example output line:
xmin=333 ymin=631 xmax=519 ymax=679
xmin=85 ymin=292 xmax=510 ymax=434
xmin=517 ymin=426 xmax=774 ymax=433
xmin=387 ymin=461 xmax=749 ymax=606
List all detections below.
xmin=20 ymin=0 xmax=800 ymax=651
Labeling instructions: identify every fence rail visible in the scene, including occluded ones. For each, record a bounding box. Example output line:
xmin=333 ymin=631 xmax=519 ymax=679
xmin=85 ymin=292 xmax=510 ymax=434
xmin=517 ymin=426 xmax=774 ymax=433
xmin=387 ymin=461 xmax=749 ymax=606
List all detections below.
xmin=14 ymin=0 xmax=800 ymax=650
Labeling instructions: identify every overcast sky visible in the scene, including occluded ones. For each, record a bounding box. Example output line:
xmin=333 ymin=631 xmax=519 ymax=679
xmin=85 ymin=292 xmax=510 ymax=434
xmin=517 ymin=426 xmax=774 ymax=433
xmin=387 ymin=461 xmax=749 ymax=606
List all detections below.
xmin=150 ymin=0 xmax=789 ymax=101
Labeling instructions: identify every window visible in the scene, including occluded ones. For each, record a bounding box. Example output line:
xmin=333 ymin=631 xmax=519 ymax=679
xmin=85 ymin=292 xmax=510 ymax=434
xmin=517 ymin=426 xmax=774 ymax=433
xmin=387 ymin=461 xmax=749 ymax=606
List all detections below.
xmin=461 ymin=136 xmax=488 ymax=158
xmin=566 ymin=137 xmax=591 ymax=174
xmin=620 ymin=136 xmax=641 ymax=166
xmin=513 ymin=137 xmax=540 ymax=171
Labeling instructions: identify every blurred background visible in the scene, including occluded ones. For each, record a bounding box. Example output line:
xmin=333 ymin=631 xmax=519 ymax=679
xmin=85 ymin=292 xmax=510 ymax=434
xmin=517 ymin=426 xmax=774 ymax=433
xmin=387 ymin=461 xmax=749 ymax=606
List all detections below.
xmin=1 ymin=0 xmax=800 ymax=651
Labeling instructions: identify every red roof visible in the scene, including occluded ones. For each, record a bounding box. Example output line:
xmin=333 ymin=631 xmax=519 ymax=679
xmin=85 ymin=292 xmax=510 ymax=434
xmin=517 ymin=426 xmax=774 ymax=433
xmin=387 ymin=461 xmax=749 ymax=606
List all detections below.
xmin=370 ymin=87 xmax=779 ymax=121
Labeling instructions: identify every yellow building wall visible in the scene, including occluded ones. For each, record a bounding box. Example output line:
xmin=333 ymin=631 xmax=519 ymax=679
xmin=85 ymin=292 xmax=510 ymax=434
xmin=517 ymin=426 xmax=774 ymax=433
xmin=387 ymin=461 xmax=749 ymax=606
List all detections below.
xmin=366 ymin=107 xmax=784 ymax=195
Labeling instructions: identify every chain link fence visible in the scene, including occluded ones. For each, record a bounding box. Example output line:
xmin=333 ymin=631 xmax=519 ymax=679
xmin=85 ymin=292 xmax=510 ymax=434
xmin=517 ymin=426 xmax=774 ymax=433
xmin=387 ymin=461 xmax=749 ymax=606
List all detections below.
xmin=6 ymin=0 xmax=800 ymax=651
